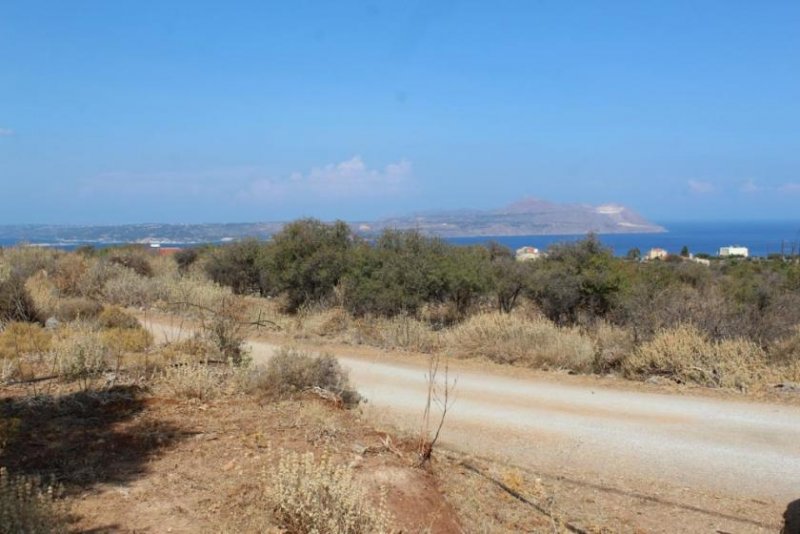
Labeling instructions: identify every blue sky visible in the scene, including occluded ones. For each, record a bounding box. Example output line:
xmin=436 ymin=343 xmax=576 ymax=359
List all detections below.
xmin=1 ymin=1 xmax=799 ymax=224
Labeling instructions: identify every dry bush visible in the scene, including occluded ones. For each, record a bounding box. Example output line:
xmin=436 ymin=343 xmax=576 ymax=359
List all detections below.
xmin=293 ymin=306 xmax=351 ymax=338
xmin=347 ymin=315 xmax=441 ymax=353
xmin=158 ymin=335 xmax=214 ymax=365
xmin=54 ymin=297 xmax=103 ymax=322
xmin=24 ymin=272 xmax=59 ymax=319
xmin=447 ymin=312 xmax=595 ymax=371
xmin=0 ymin=322 xmax=52 ymax=381
xmin=259 ymin=347 xmax=361 ymax=407
xmin=96 ymin=306 xmax=141 ymax=329
xmin=0 ymin=275 xmax=40 ymax=323
xmin=0 ymin=467 xmax=67 ymax=534
xmin=51 ymin=327 xmax=109 ymax=386
xmin=108 ymin=251 xmax=154 ymax=277
xmin=590 ymin=321 xmax=636 ymax=373
xmin=76 ymin=260 xmax=127 ymax=298
xmin=103 ymin=268 xmax=167 ymax=307
xmin=157 ymin=360 xmax=229 ymax=400
xmin=52 ymin=253 xmax=88 ymax=296
xmin=769 ymin=326 xmax=800 ymax=365
xmin=261 ymin=449 xmax=392 ymax=534
xmin=622 ymin=326 xmax=770 ymax=389
xmin=0 ymin=246 xmax=59 ymax=279
xmin=0 ymin=323 xmax=52 ymax=361
xmin=160 ymin=274 xmax=232 ymax=314
xmin=100 ymin=327 xmax=153 ymax=354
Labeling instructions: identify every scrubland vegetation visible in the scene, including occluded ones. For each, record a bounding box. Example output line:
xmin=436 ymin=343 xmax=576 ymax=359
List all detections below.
xmin=2 ymin=221 xmax=800 ymax=531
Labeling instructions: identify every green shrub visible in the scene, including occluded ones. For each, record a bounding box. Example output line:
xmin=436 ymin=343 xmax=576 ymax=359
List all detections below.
xmin=204 ymin=239 xmax=268 ymax=296
xmin=266 ymin=219 xmax=354 ymax=312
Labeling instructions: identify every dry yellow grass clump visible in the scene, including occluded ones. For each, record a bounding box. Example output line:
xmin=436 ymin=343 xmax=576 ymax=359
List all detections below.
xmin=347 ymin=315 xmax=442 ymax=353
xmin=622 ymin=325 xmax=771 ymax=389
xmin=262 ymin=449 xmax=392 ymax=534
xmin=446 ymin=312 xmax=595 ymax=371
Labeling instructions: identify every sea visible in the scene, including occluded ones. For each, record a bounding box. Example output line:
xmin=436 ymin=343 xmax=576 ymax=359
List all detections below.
xmin=449 ymin=220 xmax=800 ymax=258
xmin=1 ymin=220 xmax=800 ymax=258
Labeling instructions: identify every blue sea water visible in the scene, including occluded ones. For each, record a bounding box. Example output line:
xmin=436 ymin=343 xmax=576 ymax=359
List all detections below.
xmin=2 ymin=221 xmax=800 ymax=258
xmin=447 ymin=220 xmax=800 ymax=258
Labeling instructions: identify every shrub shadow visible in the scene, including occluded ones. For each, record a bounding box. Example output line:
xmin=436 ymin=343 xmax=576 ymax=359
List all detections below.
xmin=784 ymin=499 xmax=800 ymax=534
xmin=0 ymin=385 xmax=184 ymax=493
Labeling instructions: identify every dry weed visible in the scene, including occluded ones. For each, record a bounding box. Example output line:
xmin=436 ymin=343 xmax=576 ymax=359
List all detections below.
xmin=0 ymin=467 xmax=67 ymax=534
xmin=262 ymin=449 xmax=393 ymax=534
xmin=447 ymin=312 xmax=595 ymax=371
xmin=590 ymin=321 xmax=635 ymax=373
xmin=348 ymin=315 xmax=441 ymax=353
xmin=51 ymin=326 xmax=109 ymax=387
xmin=157 ymin=360 xmax=228 ymax=400
xmin=623 ymin=325 xmax=770 ymax=389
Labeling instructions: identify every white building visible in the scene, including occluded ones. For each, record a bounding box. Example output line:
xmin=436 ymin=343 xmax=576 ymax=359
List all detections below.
xmin=719 ymin=245 xmax=749 ymax=258
xmin=645 ymin=247 xmax=669 ymax=261
xmin=515 ymin=246 xmax=541 ymax=261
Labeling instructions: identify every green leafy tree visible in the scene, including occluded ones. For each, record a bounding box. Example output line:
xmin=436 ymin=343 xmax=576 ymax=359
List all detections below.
xmin=204 ymin=239 xmax=268 ymax=296
xmin=265 ymin=219 xmax=354 ymax=312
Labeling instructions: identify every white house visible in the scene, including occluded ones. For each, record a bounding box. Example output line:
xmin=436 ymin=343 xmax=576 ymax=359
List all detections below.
xmin=719 ymin=246 xmax=749 ymax=258
xmin=515 ymin=246 xmax=541 ymax=261
xmin=645 ymin=247 xmax=669 ymax=261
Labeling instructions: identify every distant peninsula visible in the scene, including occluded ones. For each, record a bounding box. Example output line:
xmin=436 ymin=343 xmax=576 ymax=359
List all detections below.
xmin=0 ymin=198 xmax=664 ymax=246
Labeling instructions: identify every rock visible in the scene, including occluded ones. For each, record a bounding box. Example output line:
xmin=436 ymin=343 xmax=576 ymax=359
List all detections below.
xmin=774 ymin=382 xmax=800 ymax=393
xmin=45 ymin=316 xmax=60 ymax=330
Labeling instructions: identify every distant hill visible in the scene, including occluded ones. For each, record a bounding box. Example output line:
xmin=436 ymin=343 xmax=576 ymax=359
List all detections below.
xmin=357 ymin=198 xmax=664 ymax=237
xmin=0 ymin=198 xmax=663 ymax=246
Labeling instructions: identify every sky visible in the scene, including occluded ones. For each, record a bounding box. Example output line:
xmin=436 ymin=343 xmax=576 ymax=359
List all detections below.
xmin=1 ymin=1 xmax=799 ymax=224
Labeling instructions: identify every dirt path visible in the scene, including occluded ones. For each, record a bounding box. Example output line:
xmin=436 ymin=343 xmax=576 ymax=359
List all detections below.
xmin=145 ymin=319 xmax=800 ymax=531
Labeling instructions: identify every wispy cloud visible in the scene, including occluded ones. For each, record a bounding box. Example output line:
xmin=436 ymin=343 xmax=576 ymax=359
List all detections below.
xmin=243 ymin=156 xmax=412 ymax=201
xmin=0 ymin=127 xmax=14 ymax=137
xmin=779 ymin=182 xmax=800 ymax=193
xmin=687 ymin=180 xmax=715 ymax=194
xmin=80 ymin=156 xmax=413 ymax=206
xmin=739 ymin=179 xmax=762 ymax=194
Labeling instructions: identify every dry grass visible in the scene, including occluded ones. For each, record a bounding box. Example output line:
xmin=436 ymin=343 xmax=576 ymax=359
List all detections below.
xmin=0 ymin=468 xmax=67 ymax=534
xmin=100 ymin=327 xmax=153 ymax=355
xmin=261 ymin=449 xmax=393 ymax=534
xmin=446 ymin=312 xmax=595 ymax=371
xmin=156 ymin=360 xmax=230 ymax=400
xmin=622 ymin=325 xmax=771 ymax=389
xmin=23 ymin=271 xmax=59 ymax=319
xmin=103 ymin=268 xmax=167 ymax=307
xmin=589 ymin=321 xmax=635 ymax=373
xmin=96 ymin=306 xmax=142 ymax=329
xmin=0 ymin=322 xmax=52 ymax=381
xmin=347 ymin=315 xmax=442 ymax=353
xmin=0 ymin=322 xmax=52 ymax=362
xmin=50 ymin=326 xmax=110 ymax=386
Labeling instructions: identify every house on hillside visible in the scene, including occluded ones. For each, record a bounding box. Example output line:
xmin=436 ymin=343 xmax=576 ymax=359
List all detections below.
xmin=515 ymin=246 xmax=541 ymax=261
xmin=148 ymin=243 xmax=182 ymax=257
xmin=719 ymin=245 xmax=749 ymax=258
xmin=645 ymin=247 xmax=668 ymax=261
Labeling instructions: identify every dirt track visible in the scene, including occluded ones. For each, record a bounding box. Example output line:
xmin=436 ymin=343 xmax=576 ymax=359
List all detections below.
xmin=146 ymin=320 xmax=800 ymax=531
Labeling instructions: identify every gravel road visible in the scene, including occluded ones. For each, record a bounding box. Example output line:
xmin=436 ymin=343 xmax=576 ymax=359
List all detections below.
xmin=146 ymin=320 xmax=800 ymax=530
